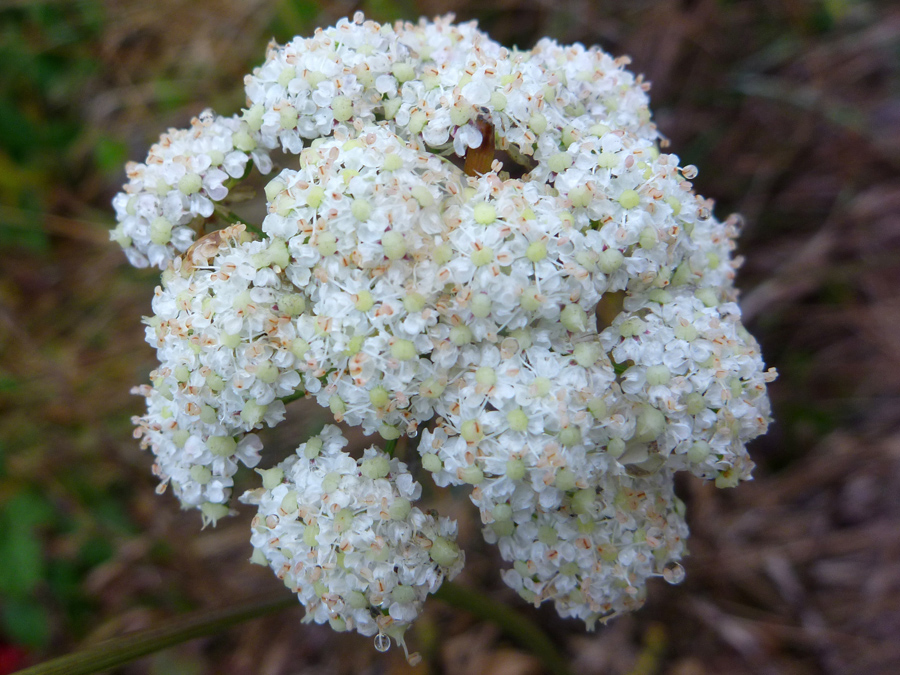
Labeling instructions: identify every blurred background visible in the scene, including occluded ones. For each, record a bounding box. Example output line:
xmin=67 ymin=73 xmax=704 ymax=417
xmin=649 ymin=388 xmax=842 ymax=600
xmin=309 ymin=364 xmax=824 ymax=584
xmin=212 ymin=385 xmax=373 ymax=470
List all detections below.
xmin=1 ymin=0 xmax=899 ymax=673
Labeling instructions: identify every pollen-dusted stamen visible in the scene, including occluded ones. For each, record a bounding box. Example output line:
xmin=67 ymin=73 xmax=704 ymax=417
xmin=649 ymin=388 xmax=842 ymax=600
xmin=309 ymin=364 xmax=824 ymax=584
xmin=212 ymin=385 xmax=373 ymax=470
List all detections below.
xmin=464 ymin=113 xmax=495 ymax=177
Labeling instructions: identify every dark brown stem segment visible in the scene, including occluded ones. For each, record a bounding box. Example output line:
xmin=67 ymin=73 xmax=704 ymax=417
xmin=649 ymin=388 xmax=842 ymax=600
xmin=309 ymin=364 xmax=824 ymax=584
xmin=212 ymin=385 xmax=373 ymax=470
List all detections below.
xmin=464 ymin=115 xmax=495 ymax=177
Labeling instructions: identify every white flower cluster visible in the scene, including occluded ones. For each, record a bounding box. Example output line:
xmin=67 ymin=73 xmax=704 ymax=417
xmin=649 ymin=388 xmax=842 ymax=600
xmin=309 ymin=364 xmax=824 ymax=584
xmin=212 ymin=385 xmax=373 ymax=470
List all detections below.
xmin=122 ymin=12 xmax=775 ymax=648
xmin=112 ymin=111 xmax=272 ymax=268
xmin=241 ymin=426 xmax=462 ymax=655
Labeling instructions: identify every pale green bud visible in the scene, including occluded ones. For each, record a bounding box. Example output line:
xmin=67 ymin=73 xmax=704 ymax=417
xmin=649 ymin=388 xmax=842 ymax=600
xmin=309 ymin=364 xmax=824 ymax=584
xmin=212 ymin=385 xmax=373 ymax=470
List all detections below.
xmin=351 ymin=198 xmax=371 ymax=221
xmin=242 ymin=104 xmax=265 ymax=131
xmin=471 ymin=294 xmax=492 ymax=318
xmin=507 ymin=408 xmax=529 ymax=432
xmin=573 ymin=342 xmax=600 ymax=367
xmin=383 ymin=97 xmax=402 ymax=119
xmin=598 ymin=248 xmax=624 ymax=274
xmin=520 ymin=286 xmax=541 ymax=312
xmin=528 ymin=112 xmax=547 ymax=135
xmin=506 ymin=458 xmax=526 ymax=481
xmin=461 ymin=420 xmax=483 ymax=442
xmin=328 ymin=394 xmax=345 ymax=415
xmin=459 ymin=464 xmax=484 ymax=484
xmin=369 ymin=386 xmax=390 ymax=408
xmin=201 ymin=503 xmax=230 ymax=526
xmin=382 ymin=231 xmax=407 ymax=259
xmin=639 ymin=226 xmax=658 ymax=249
xmin=303 ymin=523 xmax=320 ymax=547
xmin=475 ymin=366 xmax=497 ymax=387
xmin=646 ymin=365 xmax=671 ymax=386
xmin=383 ymin=153 xmax=403 ymax=171
xmin=421 ymin=453 xmax=442 ymax=473
xmin=531 ymin=376 xmax=551 ymax=396
xmin=555 ymin=467 xmax=577 ymax=491
xmin=411 ymin=185 xmax=433 ymax=207
xmin=561 ymin=304 xmax=588 ymax=333
xmin=547 ymin=152 xmax=573 ymax=173
xmin=429 ymin=536 xmax=460 ymax=567
xmin=279 ymin=293 xmax=306 ymax=316
xmin=450 ymin=325 xmax=473 ymax=345
xmin=607 ymin=437 xmax=626 ymax=459
xmin=290 ymin=338 xmax=309 ymax=359
xmin=572 ymin=489 xmax=595 ymax=515
xmin=389 ymin=498 xmax=411 ymax=520
xmin=685 ymin=392 xmax=706 ymax=415
xmin=256 ymin=467 xmax=284 ymax=490
xmin=559 ymin=426 xmax=582 ymax=448
xmin=688 ymin=440 xmax=710 ymax=464
xmin=332 ymin=96 xmax=353 ymax=121
xmin=378 ymin=424 xmax=401 ymax=440
xmin=526 ymin=241 xmax=547 ymax=262
xmin=588 ymin=397 xmax=607 ymax=418
xmin=305 ymin=186 xmax=325 ymax=209
xmin=696 ymin=288 xmax=718 ymax=307
xmin=538 ymin=525 xmax=558 ymax=546
xmin=361 ymin=456 xmax=390 ymax=479
xmin=433 ymin=243 xmax=453 ymax=265
xmin=149 ymin=216 xmax=172 ymax=245
xmin=208 ymin=435 xmax=236 ymax=456
xmin=241 ymin=401 xmax=266 ymax=427
xmin=419 ymin=377 xmax=446 ymax=398
xmin=471 ymin=245 xmax=494 ymax=267
xmin=190 ymin=465 xmax=212 ymax=485
xmin=178 ymin=172 xmax=202 ymax=195
xmin=391 ymin=339 xmax=416 ymax=361
xmin=279 ymin=104 xmax=298 ymax=129
xmin=304 ymin=437 xmax=323 ymax=459
xmin=317 ymin=231 xmax=337 ymax=256
xmin=255 ymin=361 xmax=279 ymax=384
xmin=264 ymin=179 xmax=285 ymax=202
xmin=635 ymin=406 xmax=666 ymax=442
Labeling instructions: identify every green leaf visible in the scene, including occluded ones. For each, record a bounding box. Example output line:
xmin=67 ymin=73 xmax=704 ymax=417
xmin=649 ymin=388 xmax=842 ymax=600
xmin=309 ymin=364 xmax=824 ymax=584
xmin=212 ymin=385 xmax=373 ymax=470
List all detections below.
xmin=2 ymin=598 xmax=51 ymax=649
xmin=0 ymin=523 xmax=45 ymax=597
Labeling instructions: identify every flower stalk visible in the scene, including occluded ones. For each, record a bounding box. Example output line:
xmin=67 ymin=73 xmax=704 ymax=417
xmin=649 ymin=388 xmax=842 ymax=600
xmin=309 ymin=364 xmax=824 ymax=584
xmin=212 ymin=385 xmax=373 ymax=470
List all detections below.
xmin=16 ymin=583 xmax=570 ymax=675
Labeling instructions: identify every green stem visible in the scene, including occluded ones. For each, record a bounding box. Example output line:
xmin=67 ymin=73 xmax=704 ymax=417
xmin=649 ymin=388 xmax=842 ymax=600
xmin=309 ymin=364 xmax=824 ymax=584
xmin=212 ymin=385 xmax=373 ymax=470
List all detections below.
xmin=15 ymin=592 xmax=297 ymax=675
xmin=279 ymin=390 xmax=306 ymax=405
xmin=384 ymin=438 xmax=397 ymax=456
xmin=434 ymin=582 xmax=572 ymax=675
xmin=15 ymin=583 xmax=568 ymax=675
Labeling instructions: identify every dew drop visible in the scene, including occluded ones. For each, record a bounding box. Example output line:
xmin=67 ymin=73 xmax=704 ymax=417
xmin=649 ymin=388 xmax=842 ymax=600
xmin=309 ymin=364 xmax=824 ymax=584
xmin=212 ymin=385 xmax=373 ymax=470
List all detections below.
xmin=374 ymin=633 xmax=390 ymax=652
xmin=681 ymin=164 xmax=698 ymax=180
xmin=662 ymin=561 xmax=685 ymax=585
xmin=697 ymin=207 xmax=711 ymax=221
xmin=408 ymin=429 xmax=418 ymax=439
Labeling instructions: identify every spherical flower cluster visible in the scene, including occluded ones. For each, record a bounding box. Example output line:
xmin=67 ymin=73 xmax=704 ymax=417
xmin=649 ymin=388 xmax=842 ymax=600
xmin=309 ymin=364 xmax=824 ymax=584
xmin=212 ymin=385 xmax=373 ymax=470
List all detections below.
xmin=112 ymin=111 xmax=272 ymax=269
xmin=121 ymin=12 xmax=775 ymax=651
xmin=241 ymin=426 xmax=462 ymax=655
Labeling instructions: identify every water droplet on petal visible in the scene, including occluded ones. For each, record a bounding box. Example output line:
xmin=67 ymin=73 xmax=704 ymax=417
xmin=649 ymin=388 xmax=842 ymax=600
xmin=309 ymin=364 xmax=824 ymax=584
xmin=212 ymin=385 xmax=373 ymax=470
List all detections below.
xmin=663 ymin=561 xmax=685 ymax=585
xmin=374 ymin=633 xmax=390 ymax=652
xmin=697 ymin=207 xmax=711 ymax=221
xmin=408 ymin=429 xmax=418 ymax=438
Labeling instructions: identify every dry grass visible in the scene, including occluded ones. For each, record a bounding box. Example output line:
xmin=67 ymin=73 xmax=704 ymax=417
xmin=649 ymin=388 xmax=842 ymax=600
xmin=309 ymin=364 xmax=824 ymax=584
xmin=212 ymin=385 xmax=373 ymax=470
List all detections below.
xmin=1 ymin=0 xmax=899 ymax=673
